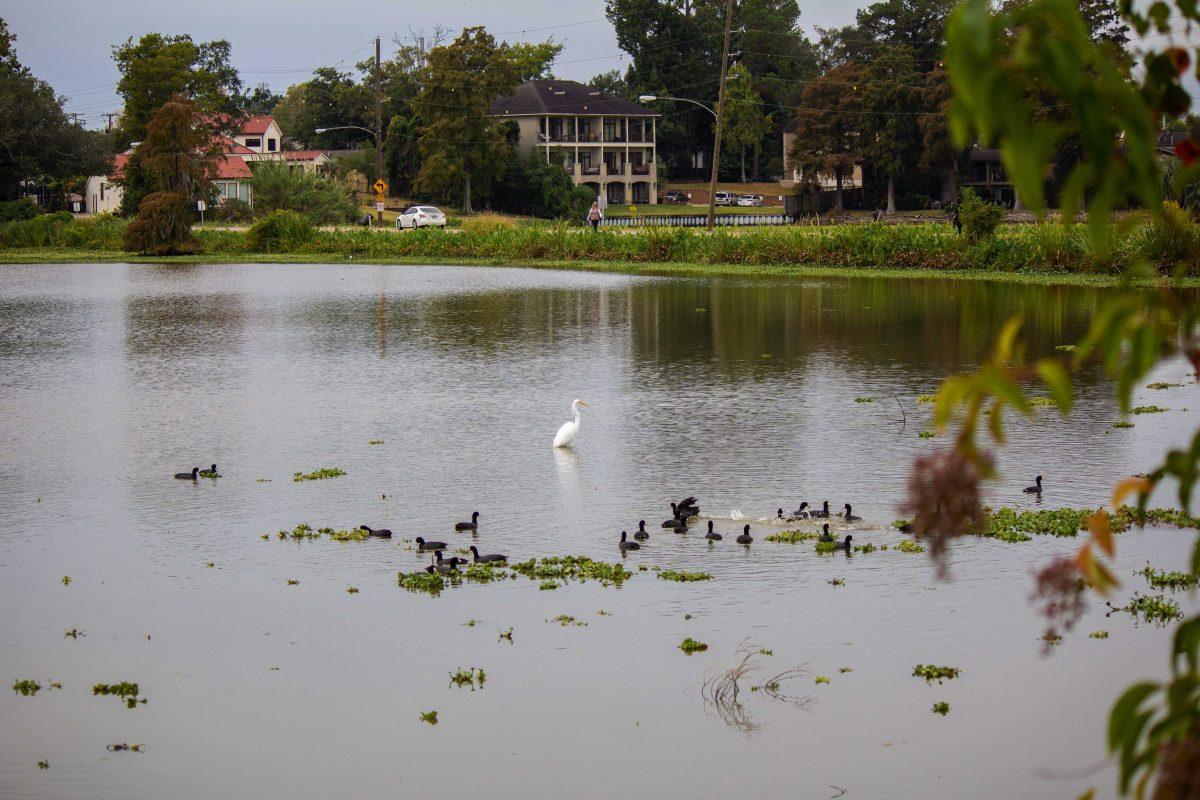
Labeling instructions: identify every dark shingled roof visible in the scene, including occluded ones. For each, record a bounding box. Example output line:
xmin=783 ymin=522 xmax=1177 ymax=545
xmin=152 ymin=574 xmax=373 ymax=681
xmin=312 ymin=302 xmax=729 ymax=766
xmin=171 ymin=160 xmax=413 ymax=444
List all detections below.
xmin=490 ymin=80 xmax=659 ymax=117
xmin=782 ymin=117 xmax=799 ymax=133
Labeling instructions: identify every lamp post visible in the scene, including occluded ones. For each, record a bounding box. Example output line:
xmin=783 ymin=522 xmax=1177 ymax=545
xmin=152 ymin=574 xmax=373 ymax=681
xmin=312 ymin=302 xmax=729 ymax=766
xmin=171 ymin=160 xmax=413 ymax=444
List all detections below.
xmin=316 ymin=123 xmax=383 ymax=225
xmin=639 ymin=93 xmax=722 ymax=231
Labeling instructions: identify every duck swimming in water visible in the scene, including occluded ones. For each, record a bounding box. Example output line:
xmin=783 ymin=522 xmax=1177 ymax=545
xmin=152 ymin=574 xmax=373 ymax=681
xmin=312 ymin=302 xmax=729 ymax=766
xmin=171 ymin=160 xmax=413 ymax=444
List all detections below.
xmin=619 ymin=531 xmax=640 ymax=550
xmin=455 ymin=512 xmax=480 ymax=531
xmin=811 ymin=501 xmax=831 ymax=519
xmin=415 ymin=537 xmax=447 ymax=551
xmin=1023 ymin=475 xmax=1043 ymax=494
xmin=359 ymin=525 xmax=393 ymax=538
xmin=469 ymin=545 xmax=506 ymax=563
xmin=793 ymin=502 xmax=810 ymax=519
xmin=736 ymin=524 xmax=753 ymax=544
xmin=199 ymin=464 xmax=219 ymax=477
xmin=174 ymin=467 xmax=199 ymax=480
xmin=842 ymin=504 xmax=861 ymax=523
xmin=818 ymin=523 xmax=833 ymax=543
xmin=705 ymin=520 xmax=722 ymax=541
xmin=633 ymin=520 xmax=649 ymax=540
xmin=819 ymin=534 xmax=853 ymax=551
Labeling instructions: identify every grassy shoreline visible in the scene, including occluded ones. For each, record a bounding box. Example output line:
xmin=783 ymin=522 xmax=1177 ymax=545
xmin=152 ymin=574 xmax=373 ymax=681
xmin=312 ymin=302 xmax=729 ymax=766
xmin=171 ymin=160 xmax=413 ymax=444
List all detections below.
xmin=3 ymin=214 xmax=1199 ymax=288
xmin=3 ymin=246 xmax=1198 ymax=288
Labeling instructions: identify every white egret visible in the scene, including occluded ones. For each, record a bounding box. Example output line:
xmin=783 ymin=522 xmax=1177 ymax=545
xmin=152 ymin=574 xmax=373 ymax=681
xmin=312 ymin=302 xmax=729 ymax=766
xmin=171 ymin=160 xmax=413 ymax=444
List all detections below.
xmin=553 ymin=399 xmax=589 ymax=448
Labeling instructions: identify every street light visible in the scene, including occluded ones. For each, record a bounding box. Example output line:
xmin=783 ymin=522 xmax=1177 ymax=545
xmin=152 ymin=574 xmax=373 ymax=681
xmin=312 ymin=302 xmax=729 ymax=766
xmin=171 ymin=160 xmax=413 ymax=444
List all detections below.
xmin=315 ymin=125 xmax=383 ymax=225
xmin=639 ymin=94 xmax=722 ymax=230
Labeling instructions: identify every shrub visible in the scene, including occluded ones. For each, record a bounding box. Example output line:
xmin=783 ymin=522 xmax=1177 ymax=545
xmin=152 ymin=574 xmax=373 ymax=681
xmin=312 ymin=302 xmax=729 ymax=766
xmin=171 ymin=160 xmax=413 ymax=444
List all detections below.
xmin=123 ymin=191 xmax=201 ymax=255
xmin=459 ymin=213 xmax=516 ymax=235
xmin=0 ymin=199 xmax=40 ymax=222
xmin=958 ymin=187 xmax=1005 ymax=243
xmin=249 ymin=161 xmax=357 ymax=225
xmin=212 ymin=198 xmax=253 ymax=223
xmin=247 ymin=210 xmax=315 ymax=253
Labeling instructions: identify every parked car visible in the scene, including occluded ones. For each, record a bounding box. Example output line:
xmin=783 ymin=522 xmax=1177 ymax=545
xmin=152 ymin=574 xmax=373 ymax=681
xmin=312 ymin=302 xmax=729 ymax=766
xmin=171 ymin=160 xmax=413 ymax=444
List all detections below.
xmin=736 ymin=194 xmax=764 ymax=207
xmin=714 ymin=191 xmax=737 ymax=206
xmin=663 ymin=190 xmax=689 ymax=205
xmin=396 ymin=206 xmax=447 ymax=229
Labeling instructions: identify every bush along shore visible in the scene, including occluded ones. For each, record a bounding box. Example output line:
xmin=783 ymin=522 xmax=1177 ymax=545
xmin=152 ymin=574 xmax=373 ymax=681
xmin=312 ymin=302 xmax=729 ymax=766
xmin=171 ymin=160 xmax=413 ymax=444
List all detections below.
xmin=3 ymin=212 xmax=1200 ymax=279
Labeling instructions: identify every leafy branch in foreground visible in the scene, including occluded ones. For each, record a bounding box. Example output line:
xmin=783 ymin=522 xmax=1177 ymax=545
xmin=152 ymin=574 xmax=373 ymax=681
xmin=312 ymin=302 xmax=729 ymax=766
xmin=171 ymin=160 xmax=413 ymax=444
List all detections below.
xmin=929 ymin=1 xmax=1200 ymax=795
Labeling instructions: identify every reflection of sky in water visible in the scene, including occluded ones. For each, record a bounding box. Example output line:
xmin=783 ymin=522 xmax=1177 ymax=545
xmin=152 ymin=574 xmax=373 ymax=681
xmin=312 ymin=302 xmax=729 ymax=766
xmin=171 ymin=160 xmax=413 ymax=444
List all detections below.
xmin=0 ymin=262 xmax=1195 ymax=799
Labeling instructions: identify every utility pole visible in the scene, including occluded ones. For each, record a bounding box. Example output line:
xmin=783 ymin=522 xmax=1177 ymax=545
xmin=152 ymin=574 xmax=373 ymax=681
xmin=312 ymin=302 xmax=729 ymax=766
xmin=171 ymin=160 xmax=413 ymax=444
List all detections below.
xmin=102 ymin=112 xmax=118 ymax=133
xmin=375 ymin=36 xmax=384 ymax=226
xmin=706 ymin=0 xmax=735 ymax=232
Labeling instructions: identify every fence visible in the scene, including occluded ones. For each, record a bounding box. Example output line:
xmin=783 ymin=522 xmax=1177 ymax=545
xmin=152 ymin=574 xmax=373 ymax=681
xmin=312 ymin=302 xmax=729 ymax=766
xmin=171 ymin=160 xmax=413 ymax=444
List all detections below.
xmin=600 ymin=213 xmax=797 ymax=228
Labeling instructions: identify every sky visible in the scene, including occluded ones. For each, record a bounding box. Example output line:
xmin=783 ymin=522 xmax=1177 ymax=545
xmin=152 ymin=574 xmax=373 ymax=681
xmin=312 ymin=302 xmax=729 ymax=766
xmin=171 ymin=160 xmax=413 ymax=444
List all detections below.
xmin=3 ymin=0 xmax=865 ymax=129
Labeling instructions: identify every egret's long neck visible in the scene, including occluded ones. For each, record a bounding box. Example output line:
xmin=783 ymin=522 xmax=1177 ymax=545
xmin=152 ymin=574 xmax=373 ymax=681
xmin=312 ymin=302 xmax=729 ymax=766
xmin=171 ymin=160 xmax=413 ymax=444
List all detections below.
xmin=573 ymin=405 xmax=582 ymax=427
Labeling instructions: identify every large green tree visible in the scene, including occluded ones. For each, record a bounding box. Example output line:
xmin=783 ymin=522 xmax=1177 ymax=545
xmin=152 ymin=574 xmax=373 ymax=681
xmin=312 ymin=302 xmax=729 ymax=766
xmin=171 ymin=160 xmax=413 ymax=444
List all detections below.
xmin=0 ymin=19 xmax=109 ymax=203
xmin=789 ymin=61 xmax=864 ymax=212
xmin=413 ymin=27 xmax=518 ymax=212
xmin=858 ymin=45 xmax=925 ymax=213
xmin=722 ymin=63 xmax=772 ymax=182
xmin=112 ymin=33 xmax=241 ymax=147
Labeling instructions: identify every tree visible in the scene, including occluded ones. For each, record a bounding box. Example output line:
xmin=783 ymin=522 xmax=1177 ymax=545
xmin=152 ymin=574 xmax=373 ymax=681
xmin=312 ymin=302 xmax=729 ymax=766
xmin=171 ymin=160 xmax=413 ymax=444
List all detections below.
xmin=112 ymin=33 xmax=241 ymax=147
xmin=789 ymin=61 xmax=864 ymax=212
xmin=722 ymin=64 xmax=772 ymax=182
xmin=248 ymin=161 xmax=356 ymax=224
xmin=588 ymin=69 xmax=630 ymax=99
xmin=503 ymin=40 xmax=562 ymax=82
xmin=238 ymin=83 xmax=281 ymax=115
xmin=0 ymin=19 xmax=110 ymax=203
xmin=122 ymin=97 xmax=216 ymax=254
xmin=858 ymin=45 xmax=925 ymax=214
xmin=413 ymin=27 xmax=518 ymax=213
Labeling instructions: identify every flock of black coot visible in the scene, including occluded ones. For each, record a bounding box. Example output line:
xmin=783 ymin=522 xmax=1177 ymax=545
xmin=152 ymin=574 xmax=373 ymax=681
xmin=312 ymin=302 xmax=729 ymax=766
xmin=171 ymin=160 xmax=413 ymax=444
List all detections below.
xmin=173 ymin=465 xmax=1046 ymax=566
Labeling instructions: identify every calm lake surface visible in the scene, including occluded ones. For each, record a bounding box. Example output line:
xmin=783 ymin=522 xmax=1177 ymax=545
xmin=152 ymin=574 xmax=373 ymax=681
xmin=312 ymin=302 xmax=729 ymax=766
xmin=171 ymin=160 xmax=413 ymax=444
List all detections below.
xmin=1 ymin=262 xmax=1197 ymax=800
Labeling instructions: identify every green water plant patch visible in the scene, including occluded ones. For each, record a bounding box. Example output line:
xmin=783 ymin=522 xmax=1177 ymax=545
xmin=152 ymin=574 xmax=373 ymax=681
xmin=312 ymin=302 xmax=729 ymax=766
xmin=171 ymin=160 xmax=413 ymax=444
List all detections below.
xmin=896 ymin=540 xmax=925 ymax=553
xmin=292 ymin=467 xmax=346 ymax=481
xmin=1107 ymin=593 xmax=1182 ymax=626
xmin=680 ymin=638 xmax=708 ymax=655
xmin=1130 ymin=405 xmax=1168 ymax=414
xmin=932 ymin=702 xmax=950 ymax=716
xmin=1146 ymin=382 xmax=1184 ymax=389
xmin=657 ymin=569 xmax=712 ymax=582
xmin=549 ymin=615 xmax=587 ymax=627
xmin=1136 ymin=564 xmax=1199 ymax=591
xmin=398 ymin=571 xmax=446 ymax=596
xmin=93 ymin=682 xmax=144 ymax=708
xmin=1090 ymin=630 xmax=1110 ymax=639
xmin=766 ymin=529 xmax=819 ymax=543
xmin=1112 ymin=421 xmax=1135 ymax=428
xmin=509 ymin=555 xmax=634 ymax=587
xmin=420 ymin=710 xmax=438 ymax=725
xmin=448 ymin=667 xmax=485 ymax=690
xmin=12 ymin=679 xmax=41 ymax=696
xmin=913 ymin=664 xmax=960 ymax=684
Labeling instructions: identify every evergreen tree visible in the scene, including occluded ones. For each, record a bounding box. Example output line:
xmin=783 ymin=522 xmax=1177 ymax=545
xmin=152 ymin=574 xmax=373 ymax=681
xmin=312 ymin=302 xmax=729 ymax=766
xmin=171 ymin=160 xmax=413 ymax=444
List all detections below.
xmin=722 ymin=63 xmax=772 ymax=182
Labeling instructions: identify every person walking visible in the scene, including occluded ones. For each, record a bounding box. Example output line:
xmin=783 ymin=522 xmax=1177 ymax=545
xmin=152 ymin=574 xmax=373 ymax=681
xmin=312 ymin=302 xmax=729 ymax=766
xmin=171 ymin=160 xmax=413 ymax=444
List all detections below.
xmin=587 ymin=201 xmax=602 ymax=232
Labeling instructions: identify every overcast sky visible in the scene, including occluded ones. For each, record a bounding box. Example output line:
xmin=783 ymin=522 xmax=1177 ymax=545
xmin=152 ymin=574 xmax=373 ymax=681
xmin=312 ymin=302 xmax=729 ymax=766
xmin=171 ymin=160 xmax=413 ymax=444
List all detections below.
xmin=4 ymin=0 xmax=867 ymax=128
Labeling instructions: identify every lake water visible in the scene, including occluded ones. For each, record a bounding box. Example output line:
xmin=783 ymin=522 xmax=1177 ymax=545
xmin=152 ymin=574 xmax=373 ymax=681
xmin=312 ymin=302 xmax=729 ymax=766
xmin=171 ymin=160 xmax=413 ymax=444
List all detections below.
xmin=1 ymin=262 xmax=1197 ymax=799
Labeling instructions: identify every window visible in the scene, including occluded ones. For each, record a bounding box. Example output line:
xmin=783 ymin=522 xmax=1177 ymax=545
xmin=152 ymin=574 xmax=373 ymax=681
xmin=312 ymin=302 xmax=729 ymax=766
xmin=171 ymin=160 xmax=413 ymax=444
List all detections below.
xmin=267 ymin=138 xmax=277 ymax=152
xmin=245 ymin=138 xmax=261 ymax=149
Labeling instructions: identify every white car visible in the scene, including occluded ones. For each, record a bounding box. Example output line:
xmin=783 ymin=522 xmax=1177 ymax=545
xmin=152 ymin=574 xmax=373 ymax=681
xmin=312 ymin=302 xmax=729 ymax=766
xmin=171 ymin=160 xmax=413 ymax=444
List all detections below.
xmin=396 ymin=206 xmax=447 ymax=229
xmin=714 ymin=191 xmax=737 ymax=206
xmin=737 ymin=194 xmax=764 ymax=207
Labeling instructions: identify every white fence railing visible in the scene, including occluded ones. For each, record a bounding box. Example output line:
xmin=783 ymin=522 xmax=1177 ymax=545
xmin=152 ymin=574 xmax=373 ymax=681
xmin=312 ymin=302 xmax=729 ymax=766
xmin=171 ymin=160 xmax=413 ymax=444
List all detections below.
xmin=600 ymin=213 xmax=796 ymax=228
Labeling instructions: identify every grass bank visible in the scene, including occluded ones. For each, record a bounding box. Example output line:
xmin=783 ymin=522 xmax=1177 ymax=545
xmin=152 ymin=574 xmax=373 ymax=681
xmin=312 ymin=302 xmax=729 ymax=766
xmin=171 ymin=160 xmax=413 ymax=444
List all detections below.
xmin=2 ymin=214 xmax=1198 ymax=287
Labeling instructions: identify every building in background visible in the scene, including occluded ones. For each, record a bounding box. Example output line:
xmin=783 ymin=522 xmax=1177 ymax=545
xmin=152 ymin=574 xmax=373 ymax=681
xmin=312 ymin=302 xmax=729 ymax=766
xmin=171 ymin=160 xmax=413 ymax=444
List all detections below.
xmin=490 ymin=80 xmax=659 ymax=207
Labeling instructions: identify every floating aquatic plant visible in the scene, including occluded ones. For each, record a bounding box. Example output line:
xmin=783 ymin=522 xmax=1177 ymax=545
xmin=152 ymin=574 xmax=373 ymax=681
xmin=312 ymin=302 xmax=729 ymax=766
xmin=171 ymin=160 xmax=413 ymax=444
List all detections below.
xmin=61 ymin=576 xmax=70 ymax=586
xmin=1112 ymin=420 xmax=1134 ymax=429
xmin=814 ymin=675 xmax=830 ymax=685
xmin=464 ymin=620 xmax=478 ymax=627
xmin=838 ymin=666 xmax=853 ymax=673
xmin=1042 ymin=633 xmax=1063 ymax=647
xmin=278 ymin=523 xmax=320 ymax=540
xmin=852 ymin=542 xmax=878 ymax=553
xmin=1054 ymin=344 xmax=1078 ymax=352
xmin=912 ymin=664 xmax=960 ymax=684
xmin=37 ymin=760 xmax=48 ymax=770
xmin=932 ymin=702 xmax=950 ymax=716
xmin=1136 ymin=564 xmax=1199 ymax=591
xmin=684 ymin=614 xmax=693 ymax=620
xmin=896 ymin=540 xmax=925 ymax=553
xmin=206 ymin=562 xmax=215 ymax=568
xmin=106 ymin=743 xmax=143 ymax=752
xmin=815 ymin=541 xmax=839 ymax=553
xmin=1146 ymin=382 xmax=1184 ymax=390
xmin=64 ymin=628 xmax=82 ymax=639
xmin=828 ymin=578 xmax=845 ymax=586
xmin=463 ymin=563 xmax=508 ymax=584
xmin=916 ymin=394 xmax=936 ymax=403
xmin=657 ymin=569 xmax=713 ymax=582
xmin=286 ymin=579 xmax=299 ymax=586
xmin=448 ymin=667 xmax=485 ymax=690
xmin=538 ymin=581 xmax=559 ymax=590
xmin=596 ymin=610 xmax=612 ymax=616
xmin=1130 ymin=405 xmax=1168 ymax=414
xmin=1030 ymin=396 xmax=1056 ymax=407
xmin=766 ymin=529 xmax=818 ymax=543
xmin=758 ymin=648 xmax=773 ymax=656
xmin=1107 ymin=592 xmax=1182 ymax=626
xmin=419 ymin=710 xmax=438 ymax=725
xmin=292 ymin=467 xmax=346 ymax=482
xmin=12 ymin=679 xmax=41 ymax=696
xmin=680 ymin=637 xmax=709 ymax=655
xmin=549 ymin=615 xmax=587 ymax=627
xmin=346 ymin=586 xmax=359 ymax=594
xmin=509 ymin=555 xmax=634 ymax=587
xmin=368 ymin=439 xmax=384 ymax=445
xmin=985 ymin=507 xmax=1089 ymax=539
xmin=854 ymin=397 xmax=875 ymax=403
xmin=498 ymin=628 xmax=513 ymax=642
xmin=397 ymin=571 xmax=445 ymax=596
xmin=323 ymin=526 xmax=370 ymax=542
xmin=1090 ymin=630 xmax=1110 ymax=639
xmin=918 ymin=431 xmax=935 ymax=439
xmin=93 ymin=682 xmax=144 ymax=708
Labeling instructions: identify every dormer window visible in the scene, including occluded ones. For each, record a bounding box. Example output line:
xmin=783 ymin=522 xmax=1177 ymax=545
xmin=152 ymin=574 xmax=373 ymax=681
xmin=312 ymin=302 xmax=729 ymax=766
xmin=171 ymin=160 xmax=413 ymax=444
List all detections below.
xmin=267 ymin=138 xmax=277 ymax=152
xmin=245 ymin=137 xmax=261 ymax=150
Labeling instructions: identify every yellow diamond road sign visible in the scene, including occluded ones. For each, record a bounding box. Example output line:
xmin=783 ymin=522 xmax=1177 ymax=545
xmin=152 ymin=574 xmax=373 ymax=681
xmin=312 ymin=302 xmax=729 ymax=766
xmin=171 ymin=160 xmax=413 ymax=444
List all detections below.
xmin=372 ymin=179 xmax=388 ymax=194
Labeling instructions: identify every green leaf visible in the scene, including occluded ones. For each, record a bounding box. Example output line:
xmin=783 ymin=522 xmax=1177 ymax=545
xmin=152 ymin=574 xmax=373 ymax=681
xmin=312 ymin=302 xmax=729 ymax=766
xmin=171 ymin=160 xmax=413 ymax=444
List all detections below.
xmin=1172 ymin=615 xmax=1200 ymax=673
xmin=1035 ymin=359 xmax=1073 ymax=413
xmin=1108 ymin=681 xmax=1159 ymax=753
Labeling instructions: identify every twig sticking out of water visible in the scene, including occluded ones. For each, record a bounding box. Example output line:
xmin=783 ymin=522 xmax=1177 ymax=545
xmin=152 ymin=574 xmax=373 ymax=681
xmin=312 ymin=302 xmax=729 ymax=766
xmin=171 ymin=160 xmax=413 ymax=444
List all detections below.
xmin=756 ymin=666 xmax=814 ymax=709
xmin=700 ymin=640 xmax=813 ymax=733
